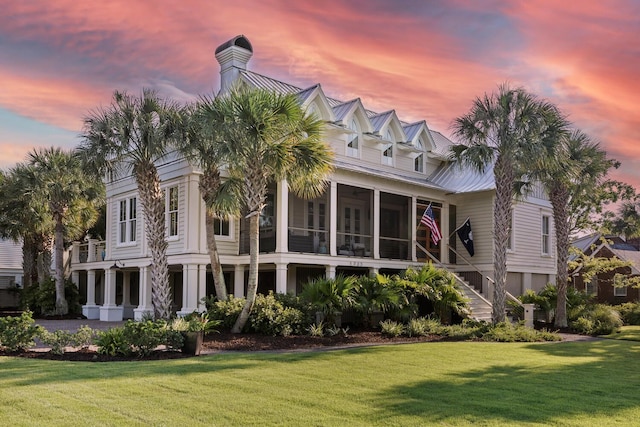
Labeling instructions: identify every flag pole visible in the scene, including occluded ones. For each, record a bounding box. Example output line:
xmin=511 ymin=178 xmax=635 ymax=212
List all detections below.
xmin=449 ymin=216 xmax=470 ymax=239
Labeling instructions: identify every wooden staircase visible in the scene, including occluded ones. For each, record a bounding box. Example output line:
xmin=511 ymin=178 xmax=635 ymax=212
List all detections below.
xmin=455 ymin=277 xmax=493 ymax=322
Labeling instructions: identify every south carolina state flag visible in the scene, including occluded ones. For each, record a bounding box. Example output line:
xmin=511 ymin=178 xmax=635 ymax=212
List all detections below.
xmin=456 ymin=218 xmax=474 ymax=256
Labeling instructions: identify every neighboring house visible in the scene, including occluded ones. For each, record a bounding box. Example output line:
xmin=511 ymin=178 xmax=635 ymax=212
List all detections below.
xmin=0 ymin=238 xmax=23 ymax=308
xmin=69 ymin=35 xmax=557 ymax=321
xmin=570 ymin=233 xmax=640 ymax=304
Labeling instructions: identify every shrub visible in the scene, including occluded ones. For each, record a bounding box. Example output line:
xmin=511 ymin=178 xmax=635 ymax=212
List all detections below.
xmin=616 ymin=302 xmax=640 ymax=325
xmin=123 ymin=320 xmax=181 ymax=357
xmin=40 ymin=330 xmax=74 ymax=355
xmin=20 ymin=278 xmax=82 ymax=316
xmin=0 ymin=311 xmax=44 ymax=352
xmin=380 ymin=319 xmax=405 ymax=337
xmin=96 ymin=328 xmax=131 ymax=356
xmin=249 ymin=293 xmax=309 ymax=336
xmin=206 ymin=295 xmax=246 ymax=330
xmin=407 ymin=317 xmax=437 ymax=337
xmin=300 ymin=275 xmax=356 ymax=327
xmin=481 ymin=322 xmax=561 ymax=342
xmin=307 ymin=322 xmax=324 ymax=337
xmin=569 ymin=304 xmax=622 ymax=335
xmin=353 ymin=275 xmax=403 ymax=327
xmin=72 ymin=325 xmax=96 ymax=349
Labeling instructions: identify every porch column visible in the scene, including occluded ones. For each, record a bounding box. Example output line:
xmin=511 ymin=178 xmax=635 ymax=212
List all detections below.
xmin=440 ymin=202 xmax=450 ymax=264
xmin=276 ymin=179 xmax=289 ymax=253
xmin=325 ymin=265 xmax=336 ymax=280
xmin=197 ymin=264 xmax=207 ymax=311
xmin=122 ymin=272 xmax=134 ymax=319
xmin=178 ymin=264 xmax=199 ymax=316
xmin=134 ymin=266 xmax=153 ymax=320
xmin=522 ymin=272 xmax=533 ymax=293
xmin=411 ymin=197 xmax=418 ymax=261
xmin=100 ymin=268 xmax=123 ymax=321
xmin=234 ymin=265 xmax=245 ymax=297
xmin=329 ymin=181 xmax=338 ymax=256
xmin=373 ymin=188 xmax=380 ymax=259
xmin=275 ymin=263 xmax=288 ymax=294
xmin=71 ymin=242 xmax=80 ymax=264
xmin=82 ymin=270 xmax=99 ymax=319
xmin=370 ymin=267 xmax=379 ymax=277
xmin=87 ymin=239 xmax=98 ymax=262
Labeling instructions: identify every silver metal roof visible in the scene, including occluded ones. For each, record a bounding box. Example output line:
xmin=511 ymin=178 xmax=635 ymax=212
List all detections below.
xmin=334 ymin=159 xmax=445 ymax=191
xmin=369 ymin=110 xmax=393 ymax=133
xmin=429 ymin=160 xmax=495 ymax=193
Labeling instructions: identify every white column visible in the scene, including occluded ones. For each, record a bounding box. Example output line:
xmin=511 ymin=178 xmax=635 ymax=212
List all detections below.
xmin=134 ymin=266 xmax=153 ymax=320
xmin=411 ymin=197 xmax=417 ymax=261
xmin=329 ymin=181 xmax=338 ymax=256
xmin=325 ymin=265 xmax=336 ymax=280
xmin=276 ymin=179 xmax=289 ymax=253
xmin=440 ymin=202 xmax=450 ymax=264
xmin=198 ymin=264 xmax=207 ymax=311
xmin=370 ymin=267 xmax=379 ymax=277
xmin=82 ymin=270 xmax=99 ymax=319
xmin=234 ymin=265 xmax=245 ymax=297
xmin=122 ymin=272 xmax=134 ymax=319
xmin=100 ymin=268 xmax=123 ymax=321
xmin=523 ymin=272 xmax=533 ymax=293
xmin=71 ymin=242 xmax=80 ymax=264
xmin=87 ymin=239 xmax=98 ymax=262
xmin=178 ymin=264 xmax=199 ymax=316
xmin=276 ymin=263 xmax=288 ymax=294
xmin=373 ymin=188 xmax=380 ymax=259
xmin=71 ymin=271 xmax=80 ymax=288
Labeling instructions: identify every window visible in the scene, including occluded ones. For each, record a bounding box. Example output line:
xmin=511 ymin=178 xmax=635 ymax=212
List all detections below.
xmin=614 ymin=285 xmax=628 ymax=297
xmin=382 ymin=131 xmax=393 ymax=166
xmin=166 ymin=186 xmax=179 ymax=237
xmin=414 ymin=154 xmax=424 ymax=173
xmin=586 ymin=276 xmax=598 ymax=296
xmin=542 ymin=215 xmax=550 ymax=255
xmin=347 ymin=119 xmax=359 ymax=157
xmin=118 ymin=197 xmax=137 ymax=244
xmin=213 ymin=218 xmax=230 ymax=237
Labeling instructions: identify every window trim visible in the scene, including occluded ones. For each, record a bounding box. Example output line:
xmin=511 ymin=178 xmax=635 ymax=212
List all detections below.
xmin=213 ymin=217 xmax=234 ymax=241
xmin=117 ymin=197 xmax=137 ymax=246
xmin=614 ymin=285 xmax=628 ymax=297
xmin=166 ymin=185 xmax=179 ymax=240
xmin=541 ymin=215 xmax=551 ymax=256
xmin=347 ymin=118 xmax=360 ymax=158
xmin=414 ymin=153 xmax=424 ymax=173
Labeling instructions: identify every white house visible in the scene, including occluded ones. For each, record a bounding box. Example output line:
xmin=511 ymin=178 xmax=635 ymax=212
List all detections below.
xmin=0 ymin=238 xmax=23 ymax=308
xmin=69 ymin=35 xmax=556 ymax=321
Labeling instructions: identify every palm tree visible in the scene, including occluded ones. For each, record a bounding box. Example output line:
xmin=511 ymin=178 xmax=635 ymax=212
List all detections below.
xmin=178 ymin=97 xmax=242 ymax=301
xmin=0 ymin=163 xmax=55 ymax=288
xmin=532 ymin=128 xmax=619 ymax=327
xmin=215 ymin=87 xmax=334 ymax=333
xmin=27 ymin=147 xmax=104 ymax=315
xmin=451 ymin=83 xmax=556 ymax=323
xmin=78 ymin=88 xmax=185 ymax=320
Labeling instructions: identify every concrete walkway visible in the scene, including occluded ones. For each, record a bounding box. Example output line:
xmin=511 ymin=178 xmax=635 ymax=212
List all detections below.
xmin=35 ymin=318 xmax=125 ymax=332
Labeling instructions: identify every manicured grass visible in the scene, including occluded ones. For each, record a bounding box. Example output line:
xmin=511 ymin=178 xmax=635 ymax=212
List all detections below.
xmin=603 ymin=325 xmax=640 ymax=342
xmin=2 ymin=340 xmax=640 ymax=426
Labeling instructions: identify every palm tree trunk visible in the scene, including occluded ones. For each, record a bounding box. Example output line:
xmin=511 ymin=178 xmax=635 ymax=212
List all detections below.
xmin=551 ymin=184 xmax=571 ymax=328
xmin=136 ymin=164 xmax=171 ymax=320
xmin=492 ymin=156 xmax=513 ymax=323
xmin=205 ymin=209 xmax=228 ymax=301
xmin=199 ymin=171 xmax=227 ymax=301
xmin=231 ymin=212 xmax=259 ymax=333
xmin=22 ymin=236 xmax=36 ymax=289
xmin=54 ymin=215 xmax=68 ymax=315
xmin=37 ymin=235 xmax=53 ymax=285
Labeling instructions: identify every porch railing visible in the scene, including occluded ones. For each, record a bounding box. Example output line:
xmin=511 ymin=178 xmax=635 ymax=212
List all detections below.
xmin=72 ymin=240 xmax=106 ymax=264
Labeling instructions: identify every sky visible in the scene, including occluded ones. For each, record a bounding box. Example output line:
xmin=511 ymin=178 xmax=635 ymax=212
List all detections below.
xmin=1 ymin=0 xmax=639 ymax=189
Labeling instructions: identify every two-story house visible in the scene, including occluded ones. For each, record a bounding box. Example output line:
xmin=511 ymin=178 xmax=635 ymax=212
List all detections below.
xmin=69 ymin=35 xmax=556 ymax=321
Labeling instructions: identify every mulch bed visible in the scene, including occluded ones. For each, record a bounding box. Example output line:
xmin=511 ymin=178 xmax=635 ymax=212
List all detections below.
xmin=1 ymin=330 xmax=447 ymax=362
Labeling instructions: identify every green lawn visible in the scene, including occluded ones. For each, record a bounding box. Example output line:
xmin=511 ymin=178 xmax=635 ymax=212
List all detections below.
xmin=603 ymin=325 xmax=640 ymax=342
xmin=1 ymin=340 xmax=639 ymax=426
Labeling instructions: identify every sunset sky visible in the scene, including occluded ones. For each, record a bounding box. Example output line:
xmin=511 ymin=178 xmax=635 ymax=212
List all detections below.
xmin=1 ymin=1 xmax=639 ymax=189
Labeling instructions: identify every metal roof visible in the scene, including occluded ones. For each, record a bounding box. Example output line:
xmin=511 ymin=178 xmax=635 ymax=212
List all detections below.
xmin=369 ymin=110 xmax=394 ymax=133
xmin=334 ymin=159 xmax=445 ymax=191
xmin=429 ymin=130 xmax=454 ymax=158
xmin=429 ymin=160 xmax=495 ymax=193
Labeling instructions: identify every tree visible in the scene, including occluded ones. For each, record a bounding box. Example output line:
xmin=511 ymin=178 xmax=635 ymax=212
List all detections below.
xmin=178 ymin=97 xmax=242 ymax=301
xmin=531 ymin=126 xmax=624 ymax=328
xmin=27 ymin=147 xmax=103 ymax=315
xmin=451 ymin=83 xmax=557 ymax=323
xmin=0 ymin=164 xmax=55 ymax=289
xmin=604 ymin=201 xmax=640 ymax=239
xmin=79 ymin=89 xmax=185 ymax=320
xmin=215 ymin=87 xmax=334 ymax=333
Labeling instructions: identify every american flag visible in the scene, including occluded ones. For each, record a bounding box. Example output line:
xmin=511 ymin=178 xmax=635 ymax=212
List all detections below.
xmin=420 ymin=204 xmax=442 ymax=245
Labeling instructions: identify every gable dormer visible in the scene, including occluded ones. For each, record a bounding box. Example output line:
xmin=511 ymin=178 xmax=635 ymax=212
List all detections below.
xmin=370 ymin=110 xmax=407 ymax=166
xmin=297 ymin=84 xmax=335 ymax=122
xmin=332 ymin=98 xmax=372 ymax=159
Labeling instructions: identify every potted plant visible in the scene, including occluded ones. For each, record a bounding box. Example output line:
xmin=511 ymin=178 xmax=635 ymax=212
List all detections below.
xmin=172 ymin=312 xmax=219 ymax=356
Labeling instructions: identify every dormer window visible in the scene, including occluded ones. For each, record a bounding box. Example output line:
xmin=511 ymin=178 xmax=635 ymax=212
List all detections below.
xmin=414 ymin=154 xmax=424 ymax=172
xmin=382 ymin=130 xmax=394 ymax=165
xmin=416 ymin=138 xmax=424 ymax=150
xmin=347 ymin=119 xmax=360 ymax=157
